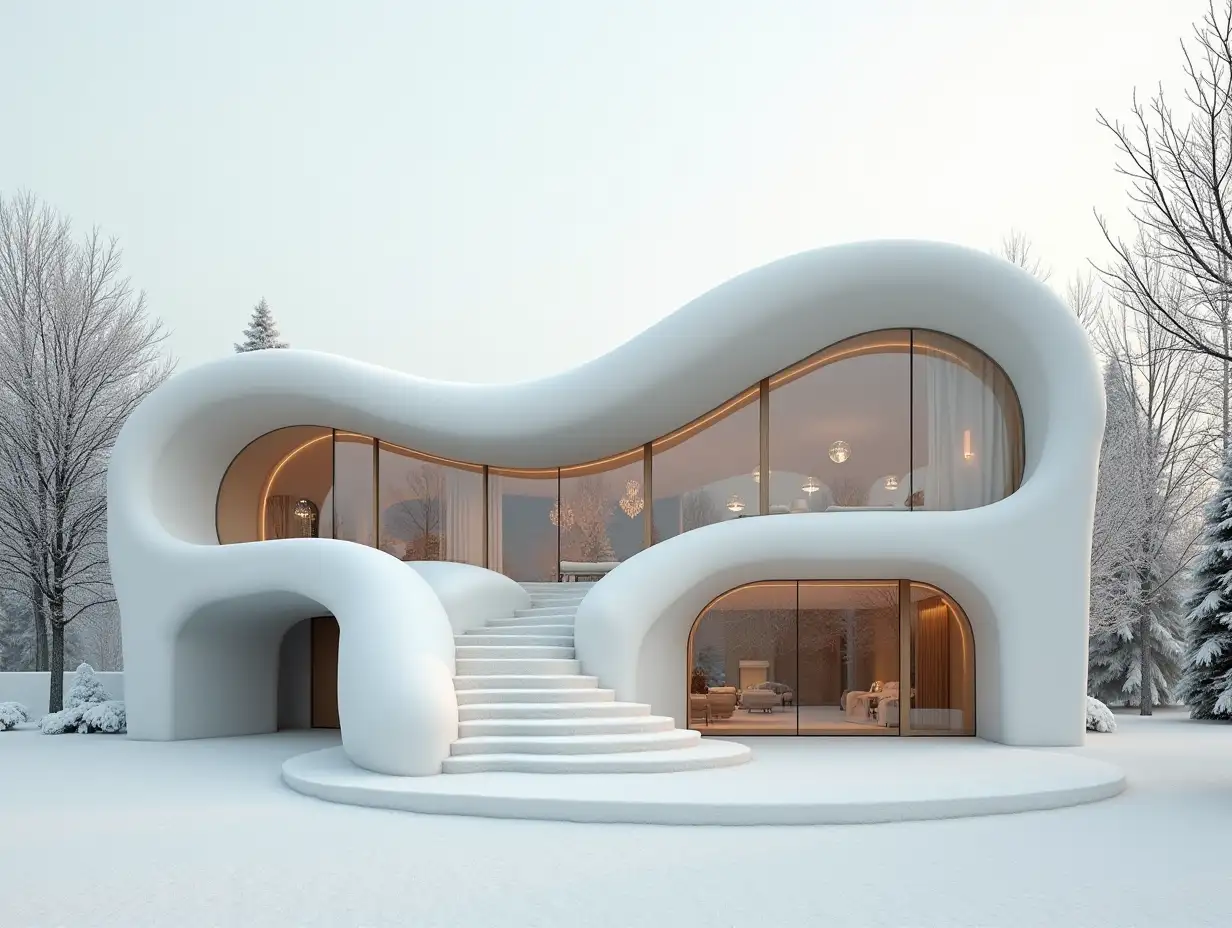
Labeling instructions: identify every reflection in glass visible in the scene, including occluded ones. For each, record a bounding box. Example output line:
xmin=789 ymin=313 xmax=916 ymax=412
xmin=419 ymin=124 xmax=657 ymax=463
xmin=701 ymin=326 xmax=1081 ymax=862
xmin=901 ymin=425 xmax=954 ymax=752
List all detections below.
xmin=216 ymin=426 xmax=334 ymax=544
xmin=652 ymin=388 xmax=761 ymax=542
xmin=488 ymin=469 xmax=559 ymax=581
xmin=911 ymin=331 xmax=1024 ymax=511
xmin=797 ymin=582 xmax=899 ymax=734
xmin=768 ymin=331 xmax=911 ymax=513
xmin=908 ymin=583 xmax=976 ymax=733
xmin=378 ymin=443 xmax=484 ymax=564
xmin=332 ymin=432 xmax=375 ymax=545
xmin=688 ymin=583 xmax=798 ymax=735
xmin=559 ymin=451 xmax=644 ymax=566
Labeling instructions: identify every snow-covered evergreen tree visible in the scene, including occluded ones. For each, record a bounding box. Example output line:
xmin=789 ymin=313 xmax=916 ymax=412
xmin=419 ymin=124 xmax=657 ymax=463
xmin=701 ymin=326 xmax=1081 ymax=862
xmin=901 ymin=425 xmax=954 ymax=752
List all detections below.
xmin=234 ymin=298 xmax=288 ymax=352
xmin=64 ymin=662 xmax=108 ymax=709
xmin=1087 ymin=350 xmax=1193 ymax=712
xmin=1178 ymin=453 xmax=1232 ymax=719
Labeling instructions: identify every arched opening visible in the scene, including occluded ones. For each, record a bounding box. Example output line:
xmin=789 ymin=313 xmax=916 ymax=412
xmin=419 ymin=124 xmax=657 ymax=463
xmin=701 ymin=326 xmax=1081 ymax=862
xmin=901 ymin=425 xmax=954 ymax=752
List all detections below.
xmin=687 ymin=580 xmax=975 ymax=736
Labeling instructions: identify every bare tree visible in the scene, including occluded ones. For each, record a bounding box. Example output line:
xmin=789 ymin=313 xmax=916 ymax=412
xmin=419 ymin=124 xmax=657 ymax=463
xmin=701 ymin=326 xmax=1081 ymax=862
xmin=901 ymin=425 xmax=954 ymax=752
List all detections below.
xmin=1095 ymin=0 xmax=1232 ymax=364
xmin=0 ymin=192 xmax=172 ymax=711
xmin=999 ymin=229 xmax=1052 ymax=282
xmin=381 ymin=465 xmax=445 ymax=560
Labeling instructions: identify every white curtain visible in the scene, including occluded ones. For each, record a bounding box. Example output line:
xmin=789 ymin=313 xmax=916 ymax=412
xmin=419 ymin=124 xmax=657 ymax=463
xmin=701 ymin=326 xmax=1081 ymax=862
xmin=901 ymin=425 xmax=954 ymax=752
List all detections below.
xmin=919 ymin=343 xmax=1014 ymax=511
xmin=443 ymin=472 xmax=485 ymax=566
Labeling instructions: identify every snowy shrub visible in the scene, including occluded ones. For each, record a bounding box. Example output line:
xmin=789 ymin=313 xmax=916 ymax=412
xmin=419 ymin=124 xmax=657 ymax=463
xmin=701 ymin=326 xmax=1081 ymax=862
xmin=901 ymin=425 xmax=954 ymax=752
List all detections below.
xmin=1086 ymin=695 xmax=1117 ymax=733
xmin=41 ymin=700 xmax=127 ymax=735
xmin=80 ymin=701 xmax=126 ymax=734
xmin=40 ymin=704 xmax=88 ymax=734
xmin=0 ymin=701 xmax=30 ymax=731
xmin=65 ymin=662 xmax=109 ymax=709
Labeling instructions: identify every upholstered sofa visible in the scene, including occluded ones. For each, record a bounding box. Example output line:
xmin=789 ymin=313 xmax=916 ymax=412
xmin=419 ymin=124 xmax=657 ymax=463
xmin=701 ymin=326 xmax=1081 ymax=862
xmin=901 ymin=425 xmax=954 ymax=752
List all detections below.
xmin=845 ymin=681 xmax=899 ymax=723
xmin=740 ymin=689 xmax=781 ymax=713
xmin=706 ymin=687 xmax=738 ymax=719
xmin=745 ymin=681 xmax=794 ymax=706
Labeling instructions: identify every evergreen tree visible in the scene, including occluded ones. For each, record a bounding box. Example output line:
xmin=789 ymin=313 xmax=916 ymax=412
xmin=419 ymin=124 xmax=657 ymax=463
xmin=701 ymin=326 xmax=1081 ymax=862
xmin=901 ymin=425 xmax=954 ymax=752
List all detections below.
xmin=1178 ymin=453 xmax=1232 ymax=719
xmin=235 ymin=298 xmax=288 ymax=352
xmin=1088 ymin=358 xmax=1186 ymax=710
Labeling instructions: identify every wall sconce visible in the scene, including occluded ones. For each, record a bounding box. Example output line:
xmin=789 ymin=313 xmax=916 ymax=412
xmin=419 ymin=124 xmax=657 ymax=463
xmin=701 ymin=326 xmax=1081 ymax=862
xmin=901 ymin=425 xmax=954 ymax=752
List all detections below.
xmin=963 ymin=429 xmax=974 ymax=461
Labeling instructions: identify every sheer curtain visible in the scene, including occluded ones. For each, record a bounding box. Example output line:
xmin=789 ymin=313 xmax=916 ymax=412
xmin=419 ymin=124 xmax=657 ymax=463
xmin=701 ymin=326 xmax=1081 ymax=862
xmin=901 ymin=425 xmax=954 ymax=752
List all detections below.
xmin=443 ymin=472 xmax=484 ymax=565
xmin=917 ymin=333 xmax=1022 ymax=510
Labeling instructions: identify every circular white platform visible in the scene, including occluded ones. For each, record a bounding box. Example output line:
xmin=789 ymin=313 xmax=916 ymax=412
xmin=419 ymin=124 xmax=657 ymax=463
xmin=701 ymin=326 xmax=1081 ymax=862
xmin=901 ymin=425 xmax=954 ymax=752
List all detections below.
xmin=283 ymin=737 xmax=1126 ymax=826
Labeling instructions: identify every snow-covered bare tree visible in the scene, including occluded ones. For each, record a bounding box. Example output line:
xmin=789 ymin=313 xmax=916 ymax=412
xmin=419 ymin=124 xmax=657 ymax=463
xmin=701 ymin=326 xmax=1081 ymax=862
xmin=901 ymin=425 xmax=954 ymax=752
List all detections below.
xmin=1095 ymin=0 xmax=1232 ymax=364
xmin=1178 ymin=451 xmax=1232 ymax=718
xmin=1087 ymin=252 xmax=1209 ymax=712
xmin=0 ymin=590 xmax=36 ymax=671
xmin=234 ymin=297 xmax=287 ymax=352
xmin=999 ymin=229 xmax=1052 ymax=282
xmin=0 ymin=192 xmax=172 ymax=711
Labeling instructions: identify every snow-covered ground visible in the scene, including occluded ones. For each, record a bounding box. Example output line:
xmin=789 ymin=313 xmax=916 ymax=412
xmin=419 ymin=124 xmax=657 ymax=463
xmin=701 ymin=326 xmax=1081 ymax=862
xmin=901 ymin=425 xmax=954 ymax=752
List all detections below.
xmin=0 ymin=710 xmax=1226 ymax=928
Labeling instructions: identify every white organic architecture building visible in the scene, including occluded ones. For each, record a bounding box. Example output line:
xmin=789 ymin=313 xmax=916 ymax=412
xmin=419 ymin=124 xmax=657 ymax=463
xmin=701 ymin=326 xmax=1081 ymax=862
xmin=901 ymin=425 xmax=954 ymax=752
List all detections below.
xmin=108 ymin=241 xmax=1105 ymax=800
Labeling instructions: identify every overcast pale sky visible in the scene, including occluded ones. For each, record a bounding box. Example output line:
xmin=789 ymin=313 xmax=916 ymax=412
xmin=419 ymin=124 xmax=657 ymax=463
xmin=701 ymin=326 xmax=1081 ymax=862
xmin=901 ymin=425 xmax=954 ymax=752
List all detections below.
xmin=0 ymin=0 xmax=1208 ymax=381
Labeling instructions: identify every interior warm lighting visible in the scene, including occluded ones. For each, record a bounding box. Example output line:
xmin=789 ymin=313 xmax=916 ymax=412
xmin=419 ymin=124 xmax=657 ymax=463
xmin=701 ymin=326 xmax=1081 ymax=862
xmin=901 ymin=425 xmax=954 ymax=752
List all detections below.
xmin=258 ymin=432 xmax=334 ymax=541
xmin=828 ymin=440 xmax=851 ymax=464
xmin=963 ymin=429 xmax=974 ymax=460
xmin=752 ymin=467 xmax=761 ymax=484
xmin=802 ymin=476 xmax=821 ymax=495
xmin=726 ymin=494 xmax=745 ymax=513
xmin=619 ymin=480 xmax=644 ymax=518
xmin=548 ymin=500 xmax=575 ymax=530
xmin=884 ymin=475 xmax=899 ymax=490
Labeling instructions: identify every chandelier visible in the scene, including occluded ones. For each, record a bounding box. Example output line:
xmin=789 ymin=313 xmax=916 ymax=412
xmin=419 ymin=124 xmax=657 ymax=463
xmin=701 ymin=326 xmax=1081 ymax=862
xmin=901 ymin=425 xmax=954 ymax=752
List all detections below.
xmin=801 ymin=476 xmax=821 ymax=495
xmin=752 ymin=467 xmax=760 ymax=484
xmin=548 ymin=500 xmax=575 ymax=530
xmin=619 ymin=480 xmax=644 ymax=518
xmin=884 ymin=475 xmax=899 ymax=491
xmin=726 ymin=494 xmax=746 ymax=513
xmin=828 ymin=440 xmax=851 ymax=464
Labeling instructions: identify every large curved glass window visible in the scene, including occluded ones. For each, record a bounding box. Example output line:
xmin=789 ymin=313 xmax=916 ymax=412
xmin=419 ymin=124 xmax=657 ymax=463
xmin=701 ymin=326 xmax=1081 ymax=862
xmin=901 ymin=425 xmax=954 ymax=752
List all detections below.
xmin=911 ymin=331 xmax=1024 ymax=510
xmin=217 ymin=426 xmax=334 ymax=544
xmin=559 ymin=450 xmax=645 ymax=566
xmin=688 ymin=579 xmax=973 ymax=737
xmin=332 ymin=432 xmax=375 ymax=545
xmin=378 ymin=442 xmax=484 ymax=564
xmin=488 ymin=469 xmax=559 ymax=581
xmin=652 ymin=387 xmax=761 ymax=540
xmin=768 ymin=332 xmax=911 ymax=512
xmin=216 ymin=331 xmax=1023 ymax=567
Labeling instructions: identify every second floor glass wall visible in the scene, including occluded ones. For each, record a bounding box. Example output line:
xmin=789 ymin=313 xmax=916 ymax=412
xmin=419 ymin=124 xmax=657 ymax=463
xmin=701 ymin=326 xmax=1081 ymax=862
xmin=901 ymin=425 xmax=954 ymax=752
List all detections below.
xmin=216 ymin=330 xmax=1025 ymax=581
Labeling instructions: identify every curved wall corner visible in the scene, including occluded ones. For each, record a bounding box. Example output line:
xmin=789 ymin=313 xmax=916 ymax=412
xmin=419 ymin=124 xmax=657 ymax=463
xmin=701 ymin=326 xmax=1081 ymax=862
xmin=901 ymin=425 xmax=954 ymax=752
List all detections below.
xmin=404 ymin=561 xmax=531 ymax=633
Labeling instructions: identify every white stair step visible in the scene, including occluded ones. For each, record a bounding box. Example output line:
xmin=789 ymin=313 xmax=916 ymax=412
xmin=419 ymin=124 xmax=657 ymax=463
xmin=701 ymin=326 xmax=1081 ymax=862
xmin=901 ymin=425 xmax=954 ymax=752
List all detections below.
xmin=442 ymin=739 xmax=751 ymax=774
xmin=452 ymin=674 xmax=599 ymax=691
xmin=449 ymin=728 xmax=702 ymax=756
xmin=458 ymin=701 xmax=644 ymax=720
xmin=454 ymin=687 xmax=615 ymax=704
xmin=465 ymin=624 xmax=575 ymax=637
xmin=456 ymin=658 xmax=581 ymax=675
xmin=514 ymin=606 xmax=583 ymax=618
xmin=457 ymin=634 xmax=574 ymax=647
xmin=486 ymin=615 xmax=575 ymax=628
xmin=459 ymin=715 xmax=673 ymax=738
xmin=455 ymin=645 xmax=575 ymax=659
xmin=520 ymin=582 xmax=595 ymax=588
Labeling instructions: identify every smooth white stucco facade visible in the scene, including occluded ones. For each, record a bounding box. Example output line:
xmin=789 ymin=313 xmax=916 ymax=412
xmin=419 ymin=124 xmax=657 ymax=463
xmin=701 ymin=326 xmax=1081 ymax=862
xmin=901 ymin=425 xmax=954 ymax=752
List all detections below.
xmin=107 ymin=240 xmax=1104 ymax=776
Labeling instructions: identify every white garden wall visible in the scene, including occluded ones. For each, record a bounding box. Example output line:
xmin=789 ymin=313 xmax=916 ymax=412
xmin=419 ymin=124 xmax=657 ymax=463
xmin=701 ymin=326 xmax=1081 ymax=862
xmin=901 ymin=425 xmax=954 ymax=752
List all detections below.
xmin=0 ymin=672 xmax=125 ymax=714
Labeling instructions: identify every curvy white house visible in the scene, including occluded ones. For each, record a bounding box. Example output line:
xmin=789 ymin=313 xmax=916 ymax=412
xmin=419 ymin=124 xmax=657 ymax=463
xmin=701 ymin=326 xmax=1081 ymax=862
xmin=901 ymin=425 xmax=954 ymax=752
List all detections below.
xmin=107 ymin=240 xmax=1104 ymax=781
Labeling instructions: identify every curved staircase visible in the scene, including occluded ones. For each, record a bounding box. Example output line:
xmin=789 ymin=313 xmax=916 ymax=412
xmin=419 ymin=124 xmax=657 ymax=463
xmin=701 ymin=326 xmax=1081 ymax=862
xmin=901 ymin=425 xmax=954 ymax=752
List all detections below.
xmin=444 ymin=581 xmax=750 ymax=773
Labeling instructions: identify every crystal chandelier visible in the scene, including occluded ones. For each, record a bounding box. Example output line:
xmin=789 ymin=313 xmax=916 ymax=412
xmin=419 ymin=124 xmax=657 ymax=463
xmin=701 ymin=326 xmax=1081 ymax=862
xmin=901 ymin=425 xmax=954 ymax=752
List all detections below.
xmin=884 ymin=475 xmax=899 ymax=491
xmin=802 ymin=476 xmax=821 ymax=495
xmin=828 ymin=440 xmax=851 ymax=464
xmin=619 ymin=480 xmax=644 ymax=518
xmin=548 ymin=500 xmax=575 ymax=530
xmin=726 ymin=494 xmax=746 ymax=513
